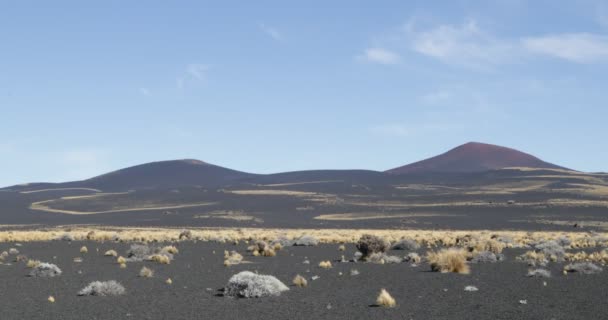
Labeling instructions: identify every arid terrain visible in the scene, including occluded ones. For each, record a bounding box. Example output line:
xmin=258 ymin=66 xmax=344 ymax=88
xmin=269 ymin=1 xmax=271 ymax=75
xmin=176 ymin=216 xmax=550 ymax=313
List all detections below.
xmin=1 ymin=142 xmax=607 ymax=319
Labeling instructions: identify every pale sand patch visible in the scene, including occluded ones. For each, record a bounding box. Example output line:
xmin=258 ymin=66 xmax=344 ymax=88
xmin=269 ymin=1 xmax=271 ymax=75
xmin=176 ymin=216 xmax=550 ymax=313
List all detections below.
xmin=30 ymin=200 xmax=217 ymax=215
xmin=260 ymin=180 xmax=343 ymax=187
xmin=314 ymin=212 xmax=455 ymax=221
xmin=194 ymin=210 xmax=263 ymax=223
xmin=347 ymin=198 xmax=608 ymax=208
xmin=223 ymin=189 xmax=320 ymax=196
xmin=20 ymin=188 xmax=102 ymax=194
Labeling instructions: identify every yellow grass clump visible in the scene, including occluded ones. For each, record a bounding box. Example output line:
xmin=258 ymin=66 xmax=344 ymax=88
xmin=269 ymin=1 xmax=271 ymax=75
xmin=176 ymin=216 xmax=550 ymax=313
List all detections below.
xmin=224 ymin=250 xmax=243 ymax=266
xmin=119 ymin=263 xmax=127 ymax=269
xmin=148 ymin=254 xmax=171 ymax=265
xmin=139 ymin=266 xmax=153 ymax=278
xmin=319 ymin=260 xmax=332 ymax=269
xmin=427 ymin=248 xmax=470 ymax=274
xmin=117 ymin=256 xmax=126 ymax=264
xmin=48 ymin=296 xmax=55 ymax=303
xmin=376 ymin=289 xmax=396 ymax=307
xmin=292 ymin=274 xmax=308 ymax=287
xmin=161 ymin=246 xmax=179 ymax=254
xmin=104 ymin=249 xmax=117 ymax=257
xmin=262 ymin=248 xmax=276 ymax=257
xmin=166 ymin=278 xmax=173 ymax=285
xmin=338 ymin=244 xmax=346 ymax=251
xmin=80 ymin=246 xmax=88 ymax=254
xmin=273 ymin=242 xmax=282 ymax=251
xmin=26 ymin=259 xmax=41 ymax=268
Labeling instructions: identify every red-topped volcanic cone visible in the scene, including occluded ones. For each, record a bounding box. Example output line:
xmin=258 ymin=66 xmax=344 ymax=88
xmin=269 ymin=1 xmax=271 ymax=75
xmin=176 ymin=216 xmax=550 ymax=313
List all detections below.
xmin=386 ymin=142 xmax=567 ymax=174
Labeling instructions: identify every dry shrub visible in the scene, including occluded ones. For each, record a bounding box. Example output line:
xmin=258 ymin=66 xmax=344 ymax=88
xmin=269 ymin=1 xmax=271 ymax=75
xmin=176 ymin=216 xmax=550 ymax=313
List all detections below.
xmin=292 ymin=274 xmax=308 ymax=287
xmin=26 ymin=259 xmax=41 ymax=268
xmin=338 ymin=244 xmax=346 ymax=251
xmin=166 ymin=278 xmax=173 ymax=284
xmin=376 ymin=289 xmax=396 ymax=307
xmin=9 ymin=248 xmax=19 ymax=255
xmin=318 ymin=261 xmax=332 ymax=269
xmin=404 ymin=252 xmax=421 ymax=264
xmin=117 ymin=256 xmax=126 ymax=264
xmin=273 ymin=242 xmax=282 ymax=251
xmin=262 ymin=248 xmax=276 ymax=257
xmin=472 ymin=238 xmax=505 ymax=254
xmin=517 ymin=251 xmax=548 ymax=266
xmin=224 ymin=251 xmax=244 ymax=266
xmin=78 ymin=280 xmax=125 ymax=296
xmin=161 ymin=246 xmax=179 ymax=254
xmin=80 ymin=246 xmax=88 ymax=254
xmin=139 ymin=266 xmax=153 ymax=278
xmin=426 ymin=248 xmax=470 ymax=274
xmin=148 ymin=254 xmax=171 ymax=264
xmin=104 ymin=250 xmax=118 ymax=257
xmin=356 ymin=234 xmax=390 ymax=259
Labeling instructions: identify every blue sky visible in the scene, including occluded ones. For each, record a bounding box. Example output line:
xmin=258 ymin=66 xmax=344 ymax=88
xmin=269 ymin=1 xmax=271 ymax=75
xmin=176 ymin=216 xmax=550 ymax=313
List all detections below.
xmin=1 ymin=0 xmax=608 ymax=186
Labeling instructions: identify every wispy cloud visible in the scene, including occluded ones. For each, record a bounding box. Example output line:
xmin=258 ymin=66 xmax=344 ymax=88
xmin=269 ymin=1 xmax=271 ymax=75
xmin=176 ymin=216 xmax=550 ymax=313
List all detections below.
xmin=366 ymin=18 xmax=608 ymax=69
xmin=408 ymin=20 xmax=515 ymax=68
xmin=259 ymin=23 xmax=283 ymax=41
xmin=186 ymin=64 xmax=210 ymax=80
xmin=522 ymin=33 xmax=608 ymax=63
xmin=357 ymin=48 xmax=401 ymax=65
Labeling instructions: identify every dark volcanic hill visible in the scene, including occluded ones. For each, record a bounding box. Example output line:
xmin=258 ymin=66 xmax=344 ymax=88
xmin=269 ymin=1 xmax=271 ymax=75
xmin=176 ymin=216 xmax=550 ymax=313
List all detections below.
xmin=387 ymin=142 xmax=567 ymax=174
xmin=80 ymin=159 xmax=254 ymax=190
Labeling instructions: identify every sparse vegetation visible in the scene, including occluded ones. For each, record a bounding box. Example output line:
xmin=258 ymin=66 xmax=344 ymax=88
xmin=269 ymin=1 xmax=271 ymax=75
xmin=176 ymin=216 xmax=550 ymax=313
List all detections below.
xmin=224 ymin=271 xmax=289 ymax=298
xmin=292 ymin=274 xmax=308 ymax=287
xmin=376 ymin=289 xmax=396 ymax=308
xmin=80 ymin=246 xmax=88 ymax=254
xmin=527 ymin=269 xmax=551 ymax=278
xmin=564 ymin=262 xmax=603 ymax=274
xmin=104 ymin=249 xmax=118 ymax=257
xmin=391 ymin=238 xmax=419 ymax=251
xmin=26 ymin=259 xmax=41 ymax=268
xmin=78 ymin=281 xmax=125 ymax=296
xmin=139 ymin=266 xmax=154 ymax=278
xmin=427 ymin=248 xmax=470 ymax=274
xmin=224 ymin=250 xmax=244 ymax=266
xmin=29 ymin=263 xmax=62 ymax=277
xmin=318 ymin=260 xmax=332 ymax=269
xmin=356 ymin=234 xmax=390 ymax=260
xmin=404 ymin=252 xmax=421 ymax=264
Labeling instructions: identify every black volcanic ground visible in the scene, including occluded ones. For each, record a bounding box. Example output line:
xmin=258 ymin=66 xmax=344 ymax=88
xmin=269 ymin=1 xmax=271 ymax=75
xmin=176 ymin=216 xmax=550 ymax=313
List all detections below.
xmin=2 ymin=241 xmax=607 ymax=320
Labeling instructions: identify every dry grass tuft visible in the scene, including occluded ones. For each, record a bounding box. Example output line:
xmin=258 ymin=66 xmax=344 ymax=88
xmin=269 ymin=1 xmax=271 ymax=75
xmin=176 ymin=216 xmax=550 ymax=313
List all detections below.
xmin=292 ymin=274 xmax=308 ymax=287
xmin=48 ymin=296 xmax=55 ymax=303
xmin=161 ymin=245 xmax=179 ymax=254
xmin=318 ymin=261 xmax=332 ymax=269
xmin=116 ymin=256 xmax=126 ymax=264
xmin=262 ymin=248 xmax=276 ymax=257
xmin=166 ymin=278 xmax=173 ymax=284
xmin=376 ymin=289 xmax=396 ymax=307
xmin=119 ymin=263 xmax=127 ymax=269
xmin=26 ymin=259 xmax=41 ymax=268
xmin=139 ymin=266 xmax=154 ymax=278
xmin=148 ymin=254 xmax=171 ymax=265
xmin=273 ymin=242 xmax=282 ymax=251
xmin=104 ymin=249 xmax=118 ymax=257
xmin=338 ymin=244 xmax=346 ymax=251
xmin=80 ymin=246 xmax=88 ymax=254
xmin=427 ymin=248 xmax=470 ymax=274
xmin=224 ymin=250 xmax=244 ymax=266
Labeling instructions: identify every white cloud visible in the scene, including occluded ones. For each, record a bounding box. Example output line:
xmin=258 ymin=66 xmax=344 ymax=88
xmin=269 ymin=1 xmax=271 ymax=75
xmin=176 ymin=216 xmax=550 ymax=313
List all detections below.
xmin=186 ymin=64 xmax=209 ymax=80
xmin=358 ymin=48 xmax=401 ymax=65
xmin=259 ymin=23 xmax=283 ymax=41
xmin=409 ymin=20 xmax=515 ymax=68
xmin=522 ymin=33 xmax=608 ymax=63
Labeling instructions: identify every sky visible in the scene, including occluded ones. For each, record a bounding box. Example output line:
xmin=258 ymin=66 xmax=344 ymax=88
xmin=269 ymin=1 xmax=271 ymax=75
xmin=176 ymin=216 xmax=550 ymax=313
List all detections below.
xmin=1 ymin=0 xmax=608 ymax=186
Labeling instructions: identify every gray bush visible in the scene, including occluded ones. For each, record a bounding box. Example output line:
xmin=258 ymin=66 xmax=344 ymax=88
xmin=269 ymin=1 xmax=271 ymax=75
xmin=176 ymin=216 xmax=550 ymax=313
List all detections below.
xmin=126 ymin=244 xmax=173 ymax=262
xmin=78 ymin=281 xmax=125 ymax=296
xmin=471 ymin=251 xmax=504 ymax=263
xmin=293 ymin=235 xmax=319 ymax=246
xmin=59 ymin=233 xmax=74 ymax=241
xmin=224 ymin=271 xmax=289 ymax=298
xmin=535 ymin=240 xmax=565 ymax=261
xmin=391 ymin=239 xmax=420 ymax=251
xmin=367 ymin=252 xmax=402 ymax=264
xmin=356 ymin=234 xmax=390 ymax=258
xmin=527 ymin=269 xmax=551 ymax=278
xmin=564 ymin=262 xmax=603 ymax=274
xmin=404 ymin=252 xmax=421 ymax=263
xmin=178 ymin=229 xmax=192 ymax=240
xmin=29 ymin=263 xmax=62 ymax=277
